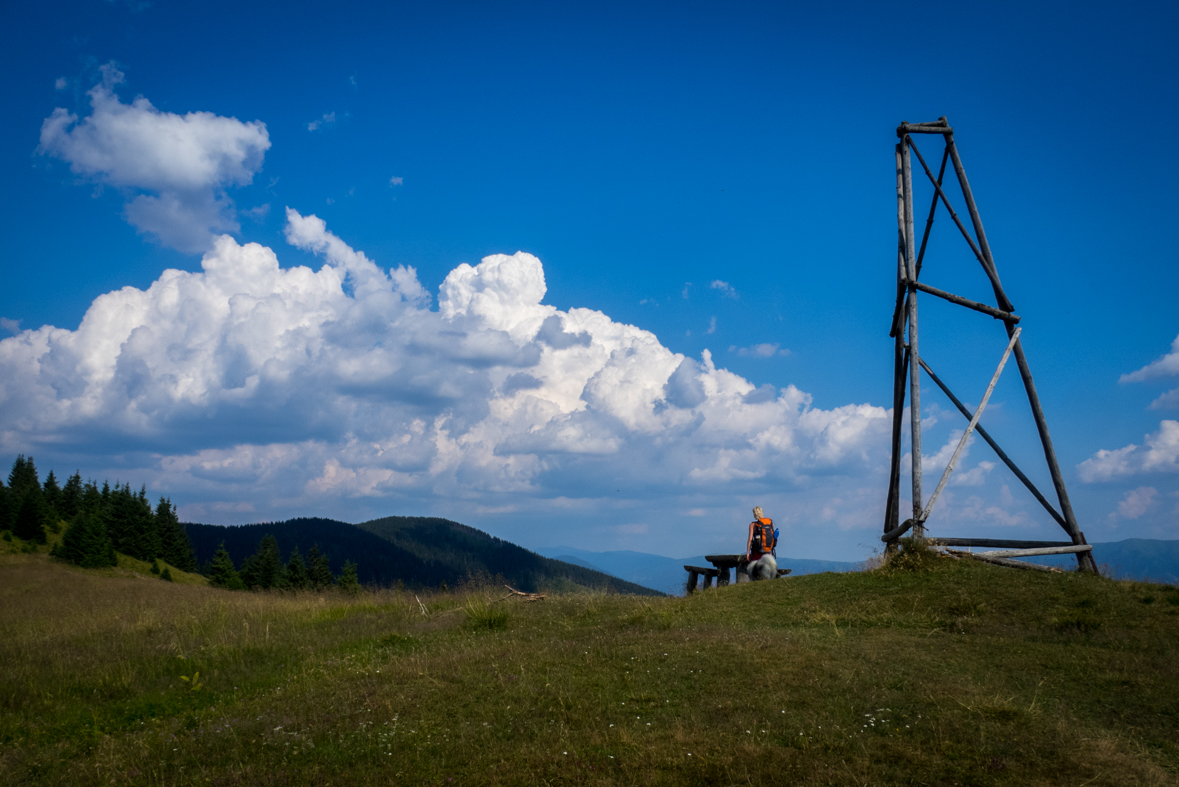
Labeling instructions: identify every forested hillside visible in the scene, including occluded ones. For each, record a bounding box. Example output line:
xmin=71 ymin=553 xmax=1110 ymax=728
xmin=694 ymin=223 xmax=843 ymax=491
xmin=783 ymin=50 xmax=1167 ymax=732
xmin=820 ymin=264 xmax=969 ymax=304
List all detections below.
xmin=188 ymin=516 xmax=663 ymax=595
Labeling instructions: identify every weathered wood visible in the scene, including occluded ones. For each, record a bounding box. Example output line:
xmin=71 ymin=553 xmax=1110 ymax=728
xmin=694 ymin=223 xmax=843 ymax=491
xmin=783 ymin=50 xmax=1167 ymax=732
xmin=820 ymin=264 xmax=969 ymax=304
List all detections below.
xmin=975 ymin=545 xmax=1092 ymax=559
xmin=883 ymin=343 xmax=908 ymax=538
xmin=945 ymin=549 xmax=1064 ymax=573
xmin=881 ymin=518 xmax=915 ymax=543
xmin=907 ymin=137 xmax=994 ymax=280
xmin=890 ymin=143 xmax=908 ymax=338
xmin=915 ymin=354 xmax=1067 ymax=528
xmin=908 ymin=280 xmax=1020 ymax=323
xmin=686 ymin=571 xmax=698 ymax=593
xmin=914 ymin=145 xmax=949 ymax=280
xmin=944 ymin=133 xmax=1014 ymax=312
xmin=901 ymin=136 xmax=923 ymax=536
xmin=921 ymin=328 xmax=1021 ymax=524
xmin=1006 ymin=327 xmax=1098 ymax=571
xmin=928 ymin=538 xmax=1074 ymax=549
xmin=684 ymin=565 xmax=719 ymax=576
xmin=897 ymin=122 xmax=953 ymax=135
xmin=776 ymin=569 xmax=792 ymax=577
xmin=703 ymin=573 xmax=714 ymax=589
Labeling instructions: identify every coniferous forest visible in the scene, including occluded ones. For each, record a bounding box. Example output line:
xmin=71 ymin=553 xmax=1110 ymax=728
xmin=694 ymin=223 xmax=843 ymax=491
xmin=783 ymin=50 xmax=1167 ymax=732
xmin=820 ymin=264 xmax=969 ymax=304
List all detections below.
xmin=0 ymin=455 xmax=197 ymax=573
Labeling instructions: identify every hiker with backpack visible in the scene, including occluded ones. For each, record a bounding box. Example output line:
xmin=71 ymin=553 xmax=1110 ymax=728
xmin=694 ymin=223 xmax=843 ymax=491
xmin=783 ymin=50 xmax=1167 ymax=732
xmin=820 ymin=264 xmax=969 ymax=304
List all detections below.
xmin=740 ymin=506 xmax=779 ymax=581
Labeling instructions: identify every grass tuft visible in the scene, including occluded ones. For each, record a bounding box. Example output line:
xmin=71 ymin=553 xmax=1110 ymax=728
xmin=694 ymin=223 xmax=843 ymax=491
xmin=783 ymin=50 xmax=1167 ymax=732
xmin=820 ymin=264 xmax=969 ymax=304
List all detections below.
xmin=464 ymin=597 xmax=511 ymax=630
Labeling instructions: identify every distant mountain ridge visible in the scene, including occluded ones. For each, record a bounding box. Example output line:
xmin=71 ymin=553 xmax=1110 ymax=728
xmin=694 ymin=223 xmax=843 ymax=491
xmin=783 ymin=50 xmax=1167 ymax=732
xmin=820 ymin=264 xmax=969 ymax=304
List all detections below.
xmin=1026 ymin=538 xmax=1179 ymax=584
xmin=185 ymin=516 xmax=663 ymax=595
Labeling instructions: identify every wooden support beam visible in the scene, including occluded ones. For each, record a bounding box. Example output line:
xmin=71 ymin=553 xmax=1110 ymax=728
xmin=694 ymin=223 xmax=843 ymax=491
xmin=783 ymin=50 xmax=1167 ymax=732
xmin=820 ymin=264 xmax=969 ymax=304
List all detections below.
xmin=889 ymin=144 xmax=910 ymax=338
xmin=908 ymin=137 xmax=998 ymax=289
xmin=928 ymin=538 xmax=1075 ymax=549
xmin=897 ymin=122 xmax=953 ymax=135
xmin=883 ymin=343 xmax=908 ymax=539
xmin=915 ymin=354 xmax=1068 ymax=529
xmin=976 ymin=545 xmax=1092 ymax=559
xmin=945 ymin=549 xmax=1064 ymax=573
xmin=881 ymin=518 xmax=914 ymax=543
xmin=901 ymin=136 xmax=923 ymax=536
xmin=1005 ymin=328 xmax=1098 ymax=572
xmin=907 ymin=280 xmax=1020 ymax=323
xmin=920 ymin=328 xmax=1021 ymax=525
xmin=913 ymin=145 xmax=949 ymax=281
xmin=944 ymin=132 xmax=1014 ymax=312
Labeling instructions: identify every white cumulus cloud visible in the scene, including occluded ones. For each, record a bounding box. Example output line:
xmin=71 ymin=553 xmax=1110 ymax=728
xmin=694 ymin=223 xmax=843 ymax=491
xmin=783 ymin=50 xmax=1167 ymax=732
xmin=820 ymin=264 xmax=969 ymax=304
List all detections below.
xmin=1112 ymin=486 xmax=1157 ymax=521
xmin=0 ymin=213 xmax=891 ymax=524
xmin=1078 ymin=420 xmax=1179 ymax=482
xmin=1121 ymin=333 xmax=1179 ymax=410
xmin=37 ymin=64 xmax=270 ymax=252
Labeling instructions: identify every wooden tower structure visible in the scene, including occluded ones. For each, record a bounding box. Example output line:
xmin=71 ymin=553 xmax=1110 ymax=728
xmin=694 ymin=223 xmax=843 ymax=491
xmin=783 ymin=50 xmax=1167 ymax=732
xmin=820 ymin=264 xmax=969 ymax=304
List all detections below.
xmin=882 ymin=117 xmax=1098 ymax=572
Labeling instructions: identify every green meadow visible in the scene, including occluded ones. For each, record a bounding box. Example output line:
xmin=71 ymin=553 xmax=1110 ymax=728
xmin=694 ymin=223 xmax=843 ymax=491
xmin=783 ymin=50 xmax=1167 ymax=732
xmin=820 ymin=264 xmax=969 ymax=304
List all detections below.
xmin=1 ymin=537 xmax=1177 ymax=786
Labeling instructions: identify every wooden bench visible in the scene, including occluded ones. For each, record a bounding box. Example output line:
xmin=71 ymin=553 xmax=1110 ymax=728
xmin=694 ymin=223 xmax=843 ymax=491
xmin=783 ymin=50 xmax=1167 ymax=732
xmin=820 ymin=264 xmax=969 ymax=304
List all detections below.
xmin=683 ymin=565 xmax=718 ymax=592
xmin=684 ymin=557 xmax=792 ymax=592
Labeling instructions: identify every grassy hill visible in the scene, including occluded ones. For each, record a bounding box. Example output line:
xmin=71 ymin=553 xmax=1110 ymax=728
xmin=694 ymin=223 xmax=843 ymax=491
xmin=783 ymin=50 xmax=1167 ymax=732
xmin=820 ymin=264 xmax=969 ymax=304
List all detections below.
xmin=186 ymin=516 xmax=662 ymax=595
xmin=1 ymin=545 xmax=1176 ymax=785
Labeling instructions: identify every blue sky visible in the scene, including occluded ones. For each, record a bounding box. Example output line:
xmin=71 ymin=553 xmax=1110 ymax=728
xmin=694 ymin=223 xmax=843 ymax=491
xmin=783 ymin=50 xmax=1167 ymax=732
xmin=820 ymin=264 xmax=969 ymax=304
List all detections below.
xmin=1 ymin=0 xmax=1177 ymax=560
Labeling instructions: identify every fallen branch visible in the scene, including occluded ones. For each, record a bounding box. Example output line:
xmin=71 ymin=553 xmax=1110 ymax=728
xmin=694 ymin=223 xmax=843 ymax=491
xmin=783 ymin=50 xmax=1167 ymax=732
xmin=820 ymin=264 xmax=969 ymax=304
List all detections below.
xmin=501 ymin=585 xmax=546 ymax=602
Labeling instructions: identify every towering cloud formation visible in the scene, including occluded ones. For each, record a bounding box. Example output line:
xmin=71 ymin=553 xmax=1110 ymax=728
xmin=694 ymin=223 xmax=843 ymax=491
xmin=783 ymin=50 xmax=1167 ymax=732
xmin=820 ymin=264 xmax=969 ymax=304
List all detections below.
xmin=38 ymin=65 xmax=270 ymax=252
xmin=0 ymin=212 xmax=890 ymax=526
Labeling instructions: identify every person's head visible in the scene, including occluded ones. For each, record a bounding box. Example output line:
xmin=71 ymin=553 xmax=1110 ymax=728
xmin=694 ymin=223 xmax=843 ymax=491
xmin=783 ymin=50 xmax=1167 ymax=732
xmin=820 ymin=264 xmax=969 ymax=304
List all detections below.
xmin=752 ymin=506 xmax=764 ymax=520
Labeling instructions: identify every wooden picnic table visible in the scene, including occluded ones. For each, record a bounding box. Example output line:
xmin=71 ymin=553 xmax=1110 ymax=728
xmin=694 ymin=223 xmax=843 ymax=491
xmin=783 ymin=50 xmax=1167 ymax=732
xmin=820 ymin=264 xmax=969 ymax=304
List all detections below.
xmin=682 ymin=554 xmax=790 ymax=592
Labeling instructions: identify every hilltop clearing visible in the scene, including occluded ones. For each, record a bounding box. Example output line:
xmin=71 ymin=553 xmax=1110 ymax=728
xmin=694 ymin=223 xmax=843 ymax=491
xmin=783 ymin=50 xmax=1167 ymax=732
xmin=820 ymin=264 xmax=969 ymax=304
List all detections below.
xmin=1 ymin=548 xmax=1176 ymax=785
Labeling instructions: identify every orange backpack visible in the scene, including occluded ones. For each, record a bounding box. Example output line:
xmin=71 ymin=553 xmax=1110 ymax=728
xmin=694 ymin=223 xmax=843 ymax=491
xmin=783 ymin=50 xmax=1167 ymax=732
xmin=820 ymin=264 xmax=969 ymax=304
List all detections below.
xmin=751 ymin=518 xmax=776 ymax=554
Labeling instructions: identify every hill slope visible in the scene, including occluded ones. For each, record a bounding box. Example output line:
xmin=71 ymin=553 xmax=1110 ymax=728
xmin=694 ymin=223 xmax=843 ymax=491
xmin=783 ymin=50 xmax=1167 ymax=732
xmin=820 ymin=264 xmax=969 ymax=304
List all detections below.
xmin=354 ymin=515 xmax=662 ymax=595
xmin=2 ymin=549 xmax=1176 ymax=785
xmin=186 ymin=516 xmax=662 ymax=595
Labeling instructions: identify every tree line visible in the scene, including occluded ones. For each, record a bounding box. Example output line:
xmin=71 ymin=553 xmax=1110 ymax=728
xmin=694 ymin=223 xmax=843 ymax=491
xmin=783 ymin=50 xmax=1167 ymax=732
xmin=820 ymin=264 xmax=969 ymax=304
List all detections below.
xmin=1 ymin=455 xmax=196 ymax=573
xmin=3 ymin=455 xmax=361 ymax=593
xmin=205 ymin=534 xmax=359 ymax=593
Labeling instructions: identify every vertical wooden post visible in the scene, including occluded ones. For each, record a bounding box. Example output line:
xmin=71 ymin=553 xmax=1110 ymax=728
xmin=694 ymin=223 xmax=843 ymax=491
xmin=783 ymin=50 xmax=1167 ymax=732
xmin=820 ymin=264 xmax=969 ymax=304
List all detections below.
xmin=901 ymin=133 xmax=923 ymax=537
xmin=884 ymin=143 xmax=909 ymax=550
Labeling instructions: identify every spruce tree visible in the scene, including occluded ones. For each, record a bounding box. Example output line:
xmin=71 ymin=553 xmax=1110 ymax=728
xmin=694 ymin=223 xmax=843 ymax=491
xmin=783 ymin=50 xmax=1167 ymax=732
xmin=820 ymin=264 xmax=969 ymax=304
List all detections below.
xmin=60 ymin=473 xmax=83 ymax=521
xmin=0 ymin=482 xmax=12 ymax=533
xmin=13 ymin=493 xmax=47 ymax=544
xmin=207 ymin=542 xmax=245 ymax=589
xmin=155 ymin=498 xmax=197 ymax=571
xmin=42 ymin=471 xmax=62 ymax=525
xmin=240 ymin=535 xmax=285 ymax=590
xmin=108 ymin=484 xmax=159 ymax=560
xmin=308 ymin=544 xmax=333 ymax=590
xmin=160 ymin=567 xmax=173 ymax=582
xmin=337 ymin=560 xmax=361 ymax=595
xmin=54 ymin=510 xmax=117 ymax=568
xmin=7 ymin=456 xmax=40 ymax=499
xmin=286 ymin=546 xmax=309 ymax=590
